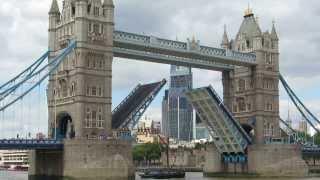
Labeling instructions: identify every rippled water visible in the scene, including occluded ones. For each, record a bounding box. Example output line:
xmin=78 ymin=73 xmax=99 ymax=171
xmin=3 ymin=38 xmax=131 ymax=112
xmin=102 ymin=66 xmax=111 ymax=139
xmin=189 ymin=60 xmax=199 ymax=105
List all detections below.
xmin=1 ymin=171 xmax=319 ymax=180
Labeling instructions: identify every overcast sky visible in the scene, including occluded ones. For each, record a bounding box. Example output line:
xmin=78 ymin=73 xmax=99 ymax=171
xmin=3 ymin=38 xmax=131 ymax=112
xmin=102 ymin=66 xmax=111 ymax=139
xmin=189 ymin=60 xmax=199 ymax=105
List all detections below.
xmin=0 ymin=0 xmax=319 ymax=137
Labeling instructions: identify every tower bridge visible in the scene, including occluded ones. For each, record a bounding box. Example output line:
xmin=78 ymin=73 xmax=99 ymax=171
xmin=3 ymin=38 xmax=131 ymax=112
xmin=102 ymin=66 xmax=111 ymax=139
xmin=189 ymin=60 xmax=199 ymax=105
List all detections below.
xmin=0 ymin=0 xmax=319 ymax=179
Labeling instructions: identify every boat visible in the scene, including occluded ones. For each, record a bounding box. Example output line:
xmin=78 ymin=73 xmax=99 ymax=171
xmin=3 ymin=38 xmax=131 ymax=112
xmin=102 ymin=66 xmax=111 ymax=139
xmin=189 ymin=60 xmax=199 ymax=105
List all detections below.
xmin=139 ymin=136 xmax=186 ymax=179
xmin=140 ymin=168 xmax=185 ymax=179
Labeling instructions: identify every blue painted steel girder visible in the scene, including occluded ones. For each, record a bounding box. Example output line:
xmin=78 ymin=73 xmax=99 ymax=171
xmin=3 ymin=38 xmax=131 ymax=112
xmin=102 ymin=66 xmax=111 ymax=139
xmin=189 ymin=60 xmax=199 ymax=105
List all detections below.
xmin=0 ymin=139 xmax=63 ymax=150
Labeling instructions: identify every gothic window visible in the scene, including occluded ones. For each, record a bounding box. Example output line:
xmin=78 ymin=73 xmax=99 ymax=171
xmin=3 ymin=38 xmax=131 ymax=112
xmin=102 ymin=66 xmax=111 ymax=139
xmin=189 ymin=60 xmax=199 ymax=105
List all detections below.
xmin=94 ymin=7 xmax=99 ymax=16
xmin=233 ymin=104 xmax=238 ymax=112
xmin=93 ymin=24 xmax=99 ymax=34
xmin=88 ymin=23 xmax=93 ymax=33
xmin=97 ymin=108 xmax=103 ymax=128
xmin=92 ymin=110 xmax=97 ymax=128
xmin=92 ymin=86 xmax=97 ymax=96
xmin=87 ymin=4 xmax=91 ymax=14
xmin=86 ymin=86 xmax=90 ymax=96
xmin=247 ymin=103 xmax=252 ymax=111
xmin=70 ymin=82 xmax=76 ymax=96
xmin=266 ymin=53 xmax=272 ymax=65
xmin=246 ymin=40 xmax=250 ymax=48
xmin=265 ymin=102 xmax=273 ymax=111
xmin=238 ymin=79 xmax=245 ymax=91
xmin=60 ymin=80 xmax=68 ymax=97
xmin=99 ymin=60 xmax=103 ymax=68
xmin=100 ymin=24 xmax=104 ymax=34
xmin=98 ymin=87 xmax=102 ymax=96
xmin=71 ymin=6 xmax=75 ymax=16
xmin=237 ymin=97 xmax=246 ymax=112
xmin=86 ymin=108 xmax=91 ymax=128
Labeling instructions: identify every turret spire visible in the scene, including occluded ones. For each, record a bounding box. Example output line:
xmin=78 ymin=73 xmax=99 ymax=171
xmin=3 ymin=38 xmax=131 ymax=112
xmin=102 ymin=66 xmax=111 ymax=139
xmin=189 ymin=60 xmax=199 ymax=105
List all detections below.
xmin=221 ymin=25 xmax=229 ymax=49
xmin=271 ymin=20 xmax=279 ymax=40
xmin=49 ymin=0 xmax=60 ymax=14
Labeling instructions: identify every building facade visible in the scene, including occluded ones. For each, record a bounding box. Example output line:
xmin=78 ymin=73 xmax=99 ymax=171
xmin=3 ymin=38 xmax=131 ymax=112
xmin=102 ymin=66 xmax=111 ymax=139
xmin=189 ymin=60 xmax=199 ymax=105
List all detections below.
xmin=162 ymin=66 xmax=193 ymax=141
xmin=222 ymin=8 xmax=280 ymax=144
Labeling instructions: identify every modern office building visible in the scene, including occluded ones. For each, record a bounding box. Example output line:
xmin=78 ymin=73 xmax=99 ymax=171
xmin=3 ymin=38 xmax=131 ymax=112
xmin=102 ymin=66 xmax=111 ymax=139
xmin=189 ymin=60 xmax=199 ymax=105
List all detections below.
xmin=162 ymin=66 xmax=193 ymax=141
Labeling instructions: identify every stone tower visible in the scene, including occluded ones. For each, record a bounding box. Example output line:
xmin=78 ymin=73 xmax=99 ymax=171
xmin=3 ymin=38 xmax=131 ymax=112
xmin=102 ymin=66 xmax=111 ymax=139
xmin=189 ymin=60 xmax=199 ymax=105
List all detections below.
xmin=223 ymin=8 xmax=280 ymax=144
xmin=47 ymin=0 xmax=114 ymax=139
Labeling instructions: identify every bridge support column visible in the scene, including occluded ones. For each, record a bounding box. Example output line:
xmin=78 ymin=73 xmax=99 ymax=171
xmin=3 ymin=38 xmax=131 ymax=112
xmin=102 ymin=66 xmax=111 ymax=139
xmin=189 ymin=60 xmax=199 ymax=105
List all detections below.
xmin=63 ymin=139 xmax=135 ymax=180
xmin=247 ymin=144 xmax=309 ymax=177
xmin=28 ymin=139 xmax=135 ymax=180
xmin=28 ymin=149 xmax=64 ymax=180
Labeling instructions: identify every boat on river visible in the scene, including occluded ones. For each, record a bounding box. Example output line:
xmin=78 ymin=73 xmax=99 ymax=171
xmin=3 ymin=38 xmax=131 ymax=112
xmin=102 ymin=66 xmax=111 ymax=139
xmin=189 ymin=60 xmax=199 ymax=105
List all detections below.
xmin=139 ymin=168 xmax=185 ymax=179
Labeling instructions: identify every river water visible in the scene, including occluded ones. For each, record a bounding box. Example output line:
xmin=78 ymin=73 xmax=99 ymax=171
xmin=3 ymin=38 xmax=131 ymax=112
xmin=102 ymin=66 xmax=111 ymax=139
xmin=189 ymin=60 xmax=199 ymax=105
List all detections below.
xmin=0 ymin=171 xmax=319 ymax=180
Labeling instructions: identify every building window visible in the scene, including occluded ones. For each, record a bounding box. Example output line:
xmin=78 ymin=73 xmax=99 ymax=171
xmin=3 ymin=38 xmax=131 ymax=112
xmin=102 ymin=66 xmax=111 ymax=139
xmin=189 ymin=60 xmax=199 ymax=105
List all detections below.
xmin=238 ymin=79 xmax=245 ymax=92
xmin=94 ymin=7 xmax=99 ymax=16
xmin=97 ymin=108 xmax=103 ymax=128
xmin=87 ymin=86 xmax=90 ymax=96
xmin=92 ymin=110 xmax=97 ymax=128
xmin=98 ymin=87 xmax=102 ymax=96
xmin=92 ymin=86 xmax=97 ymax=96
xmin=86 ymin=108 xmax=91 ymax=128
xmin=93 ymin=24 xmax=99 ymax=34
xmin=237 ymin=97 xmax=246 ymax=112
xmin=88 ymin=23 xmax=93 ymax=33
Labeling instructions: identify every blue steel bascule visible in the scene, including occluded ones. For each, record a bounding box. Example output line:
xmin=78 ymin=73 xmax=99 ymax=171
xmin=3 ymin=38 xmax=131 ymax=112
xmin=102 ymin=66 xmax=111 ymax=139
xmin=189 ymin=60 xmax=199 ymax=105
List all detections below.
xmin=0 ymin=0 xmax=319 ymax=179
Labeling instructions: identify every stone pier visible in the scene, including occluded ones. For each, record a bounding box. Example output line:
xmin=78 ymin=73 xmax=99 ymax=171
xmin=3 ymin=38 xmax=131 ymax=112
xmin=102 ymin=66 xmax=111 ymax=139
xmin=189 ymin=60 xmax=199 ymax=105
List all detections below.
xmin=29 ymin=139 xmax=135 ymax=180
xmin=203 ymin=143 xmax=309 ymax=177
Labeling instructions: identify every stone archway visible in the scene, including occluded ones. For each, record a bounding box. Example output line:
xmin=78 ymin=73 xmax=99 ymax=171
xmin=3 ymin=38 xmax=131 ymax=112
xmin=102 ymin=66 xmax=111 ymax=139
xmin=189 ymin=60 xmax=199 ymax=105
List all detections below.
xmin=55 ymin=112 xmax=74 ymax=140
xmin=242 ymin=123 xmax=254 ymax=138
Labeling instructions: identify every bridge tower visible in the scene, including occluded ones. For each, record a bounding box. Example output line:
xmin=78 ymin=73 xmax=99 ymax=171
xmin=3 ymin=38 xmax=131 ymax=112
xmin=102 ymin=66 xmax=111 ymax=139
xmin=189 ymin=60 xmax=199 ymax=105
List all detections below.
xmin=47 ymin=0 xmax=114 ymax=140
xmin=30 ymin=1 xmax=134 ymax=180
xmin=223 ymin=8 xmax=280 ymax=144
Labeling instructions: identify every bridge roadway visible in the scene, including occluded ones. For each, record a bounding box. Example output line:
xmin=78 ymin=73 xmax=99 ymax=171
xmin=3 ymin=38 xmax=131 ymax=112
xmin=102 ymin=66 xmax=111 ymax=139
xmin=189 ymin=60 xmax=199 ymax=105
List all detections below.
xmin=186 ymin=86 xmax=252 ymax=154
xmin=113 ymin=31 xmax=257 ymax=71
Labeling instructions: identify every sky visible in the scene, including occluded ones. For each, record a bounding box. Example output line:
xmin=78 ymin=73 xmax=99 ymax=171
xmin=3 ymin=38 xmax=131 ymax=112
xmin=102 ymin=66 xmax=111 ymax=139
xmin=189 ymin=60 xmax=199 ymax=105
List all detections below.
xmin=0 ymin=0 xmax=320 ymax=137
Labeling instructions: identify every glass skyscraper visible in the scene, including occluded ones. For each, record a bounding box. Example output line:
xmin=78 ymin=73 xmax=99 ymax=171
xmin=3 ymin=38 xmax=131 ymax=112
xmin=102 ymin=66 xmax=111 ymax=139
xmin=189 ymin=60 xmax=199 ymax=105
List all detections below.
xmin=162 ymin=65 xmax=193 ymax=141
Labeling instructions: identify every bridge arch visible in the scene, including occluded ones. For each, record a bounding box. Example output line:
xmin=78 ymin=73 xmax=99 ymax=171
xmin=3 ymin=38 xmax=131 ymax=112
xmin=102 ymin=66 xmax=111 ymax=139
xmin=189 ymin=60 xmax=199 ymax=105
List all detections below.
xmin=241 ymin=123 xmax=254 ymax=137
xmin=55 ymin=112 xmax=75 ymax=140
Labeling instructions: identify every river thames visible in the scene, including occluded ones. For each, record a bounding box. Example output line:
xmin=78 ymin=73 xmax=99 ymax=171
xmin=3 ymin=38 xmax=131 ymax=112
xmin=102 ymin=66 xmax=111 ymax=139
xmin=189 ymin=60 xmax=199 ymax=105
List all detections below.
xmin=1 ymin=171 xmax=319 ymax=180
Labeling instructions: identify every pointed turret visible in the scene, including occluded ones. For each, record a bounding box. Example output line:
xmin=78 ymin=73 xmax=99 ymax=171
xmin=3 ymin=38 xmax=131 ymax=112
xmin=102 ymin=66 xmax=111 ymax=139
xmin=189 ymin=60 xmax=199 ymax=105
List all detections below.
xmin=221 ymin=25 xmax=229 ymax=49
xmin=236 ymin=6 xmax=261 ymax=39
xmin=49 ymin=0 xmax=60 ymax=14
xmin=271 ymin=21 xmax=279 ymax=40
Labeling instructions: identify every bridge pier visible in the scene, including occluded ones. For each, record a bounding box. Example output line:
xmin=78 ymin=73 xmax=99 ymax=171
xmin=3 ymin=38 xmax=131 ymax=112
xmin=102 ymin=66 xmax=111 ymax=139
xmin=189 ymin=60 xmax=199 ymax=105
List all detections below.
xmin=203 ymin=144 xmax=309 ymax=177
xmin=29 ymin=139 xmax=135 ymax=180
xmin=29 ymin=149 xmax=64 ymax=180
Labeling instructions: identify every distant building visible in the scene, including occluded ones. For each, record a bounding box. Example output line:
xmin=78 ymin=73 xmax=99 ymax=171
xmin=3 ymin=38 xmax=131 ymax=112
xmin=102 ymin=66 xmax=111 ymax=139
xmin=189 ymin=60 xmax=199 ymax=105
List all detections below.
xmin=162 ymin=66 xmax=193 ymax=141
xmin=299 ymin=120 xmax=308 ymax=134
xmin=0 ymin=150 xmax=29 ymax=169
xmin=135 ymin=127 xmax=161 ymax=144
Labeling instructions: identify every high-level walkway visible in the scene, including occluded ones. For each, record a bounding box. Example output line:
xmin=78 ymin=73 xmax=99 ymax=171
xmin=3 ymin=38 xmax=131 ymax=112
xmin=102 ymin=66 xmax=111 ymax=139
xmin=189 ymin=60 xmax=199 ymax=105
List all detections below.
xmin=113 ymin=31 xmax=256 ymax=71
xmin=186 ymin=86 xmax=252 ymax=154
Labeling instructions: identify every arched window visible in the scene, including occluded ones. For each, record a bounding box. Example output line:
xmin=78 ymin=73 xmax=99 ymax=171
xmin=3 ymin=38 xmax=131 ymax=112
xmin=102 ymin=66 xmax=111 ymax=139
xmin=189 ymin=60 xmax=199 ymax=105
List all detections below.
xmin=86 ymin=108 xmax=91 ymax=128
xmin=59 ymin=79 xmax=68 ymax=97
xmin=238 ymin=79 xmax=245 ymax=91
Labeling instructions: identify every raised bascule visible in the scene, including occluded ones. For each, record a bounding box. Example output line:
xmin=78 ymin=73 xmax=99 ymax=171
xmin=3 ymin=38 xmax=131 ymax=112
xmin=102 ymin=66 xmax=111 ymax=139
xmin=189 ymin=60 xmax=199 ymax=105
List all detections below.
xmin=0 ymin=0 xmax=319 ymax=179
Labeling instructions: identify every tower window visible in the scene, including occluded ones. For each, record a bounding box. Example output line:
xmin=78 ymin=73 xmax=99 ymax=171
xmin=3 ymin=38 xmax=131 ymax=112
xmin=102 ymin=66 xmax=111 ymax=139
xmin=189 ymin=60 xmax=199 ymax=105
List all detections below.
xmin=72 ymin=6 xmax=75 ymax=16
xmin=246 ymin=40 xmax=250 ymax=48
xmin=92 ymin=86 xmax=97 ymax=96
xmin=87 ymin=4 xmax=91 ymax=14
xmin=94 ymin=7 xmax=99 ymax=16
